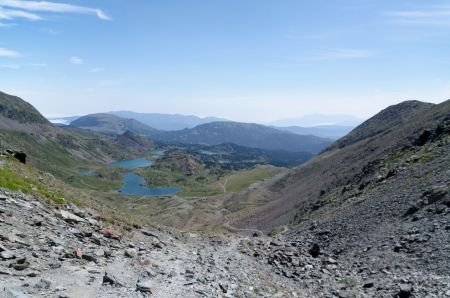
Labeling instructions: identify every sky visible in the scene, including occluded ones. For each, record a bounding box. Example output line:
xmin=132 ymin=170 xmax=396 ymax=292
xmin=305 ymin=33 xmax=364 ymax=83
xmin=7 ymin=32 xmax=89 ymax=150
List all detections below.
xmin=1 ymin=0 xmax=450 ymax=122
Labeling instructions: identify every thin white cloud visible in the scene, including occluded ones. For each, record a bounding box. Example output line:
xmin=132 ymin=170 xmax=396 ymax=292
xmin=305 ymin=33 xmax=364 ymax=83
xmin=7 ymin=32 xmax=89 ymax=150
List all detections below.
xmin=0 ymin=62 xmax=46 ymax=69
xmin=70 ymin=56 xmax=83 ymax=65
xmin=90 ymin=67 xmax=104 ymax=73
xmin=28 ymin=62 xmax=46 ymax=67
xmin=0 ymin=0 xmax=111 ymax=20
xmin=99 ymin=80 xmax=118 ymax=86
xmin=386 ymin=6 xmax=450 ymax=26
xmin=0 ymin=7 xmax=41 ymax=20
xmin=311 ymin=49 xmax=373 ymax=60
xmin=0 ymin=21 xmax=16 ymax=27
xmin=1 ymin=64 xmax=20 ymax=69
xmin=0 ymin=47 xmax=20 ymax=57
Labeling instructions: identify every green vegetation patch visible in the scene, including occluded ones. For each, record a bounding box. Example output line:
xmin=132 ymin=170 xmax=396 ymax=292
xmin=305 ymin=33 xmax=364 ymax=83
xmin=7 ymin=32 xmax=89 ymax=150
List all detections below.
xmin=0 ymin=164 xmax=65 ymax=204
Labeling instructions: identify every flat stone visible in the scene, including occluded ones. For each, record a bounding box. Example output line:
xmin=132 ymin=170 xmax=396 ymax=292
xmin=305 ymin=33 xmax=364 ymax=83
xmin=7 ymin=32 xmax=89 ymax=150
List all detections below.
xmin=57 ymin=210 xmax=84 ymax=223
xmin=136 ymin=280 xmax=154 ymax=293
xmin=1 ymin=250 xmax=15 ymax=260
xmin=124 ymin=248 xmax=137 ymax=258
xmin=0 ymin=268 xmax=12 ymax=275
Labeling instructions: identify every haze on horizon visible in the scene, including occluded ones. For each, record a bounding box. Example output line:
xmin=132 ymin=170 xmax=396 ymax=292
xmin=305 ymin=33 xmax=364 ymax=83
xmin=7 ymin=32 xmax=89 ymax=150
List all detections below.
xmin=1 ymin=0 xmax=449 ymax=122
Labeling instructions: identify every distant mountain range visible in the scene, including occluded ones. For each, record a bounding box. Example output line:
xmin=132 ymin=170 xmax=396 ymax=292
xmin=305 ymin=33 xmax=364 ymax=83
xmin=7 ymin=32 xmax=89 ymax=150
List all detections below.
xmin=108 ymin=111 xmax=228 ymax=131
xmin=48 ymin=113 xmax=227 ymax=130
xmin=151 ymin=121 xmax=332 ymax=153
xmin=70 ymin=113 xmax=159 ymax=136
xmin=48 ymin=113 xmax=362 ymax=139
xmin=70 ymin=114 xmax=332 ymax=154
xmin=269 ymin=114 xmax=364 ymax=127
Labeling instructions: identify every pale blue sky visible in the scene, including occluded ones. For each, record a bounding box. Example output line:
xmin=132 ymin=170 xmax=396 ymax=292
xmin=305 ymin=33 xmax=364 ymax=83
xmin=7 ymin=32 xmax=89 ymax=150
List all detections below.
xmin=1 ymin=0 xmax=449 ymax=122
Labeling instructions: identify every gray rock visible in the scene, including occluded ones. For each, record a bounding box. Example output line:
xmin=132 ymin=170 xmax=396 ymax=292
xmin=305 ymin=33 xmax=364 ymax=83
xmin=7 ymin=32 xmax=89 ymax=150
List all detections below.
xmin=11 ymin=258 xmax=30 ymax=271
xmin=397 ymin=283 xmax=413 ymax=298
xmin=57 ymin=210 xmax=84 ymax=223
xmin=102 ymin=272 xmax=123 ymax=287
xmin=124 ymin=248 xmax=137 ymax=258
xmin=1 ymin=250 xmax=15 ymax=260
xmin=136 ymin=280 xmax=154 ymax=293
xmin=0 ymin=268 xmax=12 ymax=275
xmin=34 ymin=278 xmax=51 ymax=290
xmin=1 ymin=287 xmax=32 ymax=298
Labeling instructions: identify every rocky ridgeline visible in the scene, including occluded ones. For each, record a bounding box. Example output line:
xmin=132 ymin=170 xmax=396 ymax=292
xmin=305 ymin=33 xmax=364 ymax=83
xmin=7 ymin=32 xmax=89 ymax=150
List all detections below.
xmin=0 ymin=188 xmax=305 ymax=298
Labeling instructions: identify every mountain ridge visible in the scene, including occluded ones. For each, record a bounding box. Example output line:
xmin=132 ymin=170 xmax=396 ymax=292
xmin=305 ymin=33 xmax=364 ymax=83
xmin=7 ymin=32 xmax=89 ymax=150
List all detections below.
xmin=108 ymin=110 xmax=228 ymax=131
xmin=70 ymin=113 xmax=159 ymax=136
xmin=151 ymin=121 xmax=332 ymax=153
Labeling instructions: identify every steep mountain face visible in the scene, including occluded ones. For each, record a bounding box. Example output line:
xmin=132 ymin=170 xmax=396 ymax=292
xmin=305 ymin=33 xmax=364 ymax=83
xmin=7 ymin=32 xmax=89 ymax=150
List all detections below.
xmin=327 ymin=100 xmax=435 ymax=150
xmin=109 ymin=111 xmax=228 ymax=131
xmin=153 ymin=122 xmax=332 ymax=154
xmin=0 ymin=91 xmax=49 ymax=125
xmin=71 ymin=113 xmax=159 ymax=136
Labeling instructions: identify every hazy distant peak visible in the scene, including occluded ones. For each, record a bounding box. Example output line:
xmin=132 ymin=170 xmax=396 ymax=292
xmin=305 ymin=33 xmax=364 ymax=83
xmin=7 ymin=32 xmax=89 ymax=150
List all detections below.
xmin=108 ymin=111 xmax=229 ymax=131
xmin=269 ymin=114 xmax=364 ymax=127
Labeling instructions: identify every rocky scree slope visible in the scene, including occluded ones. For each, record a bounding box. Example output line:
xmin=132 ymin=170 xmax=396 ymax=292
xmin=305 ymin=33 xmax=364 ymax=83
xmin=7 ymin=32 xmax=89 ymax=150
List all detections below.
xmin=226 ymin=99 xmax=450 ymax=297
xmin=0 ymin=187 xmax=327 ymax=298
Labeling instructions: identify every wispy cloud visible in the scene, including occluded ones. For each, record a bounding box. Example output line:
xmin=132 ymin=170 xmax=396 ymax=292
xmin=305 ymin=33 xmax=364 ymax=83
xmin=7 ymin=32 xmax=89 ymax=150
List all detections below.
xmin=0 ymin=47 xmax=20 ymax=57
xmin=386 ymin=6 xmax=450 ymax=26
xmin=0 ymin=64 xmax=20 ymax=69
xmin=28 ymin=62 xmax=46 ymax=67
xmin=311 ymin=49 xmax=374 ymax=60
xmin=70 ymin=56 xmax=83 ymax=65
xmin=0 ymin=21 xmax=16 ymax=27
xmin=90 ymin=67 xmax=104 ymax=73
xmin=0 ymin=7 xmax=41 ymax=20
xmin=0 ymin=62 xmax=46 ymax=69
xmin=99 ymin=80 xmax=118 ymax=86
xmin=0 ymin=0 xmax=111 ymax=21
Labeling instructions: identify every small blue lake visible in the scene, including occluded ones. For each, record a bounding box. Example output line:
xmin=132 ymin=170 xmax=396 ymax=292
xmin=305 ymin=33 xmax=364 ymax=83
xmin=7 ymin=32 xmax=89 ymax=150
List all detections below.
xmin=118 ymin=172 xmax=181 ymax=196
xmin=111 ymin=158 xmax=153 ymax=169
